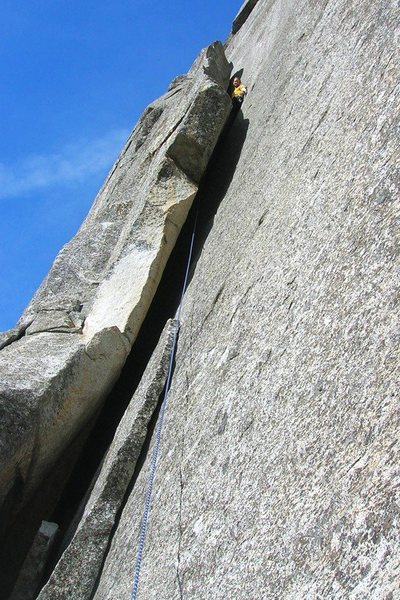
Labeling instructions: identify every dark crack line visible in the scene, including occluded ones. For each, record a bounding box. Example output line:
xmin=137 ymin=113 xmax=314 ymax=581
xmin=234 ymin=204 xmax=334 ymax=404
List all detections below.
xmin=201 ymin=284 xmax=225 ymax=327
xmin=343 ymin=454 xmax=366 ymax=475
xmin=229 ymin=281 xmax=255 ymax=324
xmin=300 ymin=99 xmax=333 ymax=153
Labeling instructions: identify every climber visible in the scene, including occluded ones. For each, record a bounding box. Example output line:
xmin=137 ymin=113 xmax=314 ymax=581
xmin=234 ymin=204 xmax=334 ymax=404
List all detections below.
xmin=231 ymin=76 xmax=247 ymax=111
xmin=219 ymin=75 xmax=247 ymax=138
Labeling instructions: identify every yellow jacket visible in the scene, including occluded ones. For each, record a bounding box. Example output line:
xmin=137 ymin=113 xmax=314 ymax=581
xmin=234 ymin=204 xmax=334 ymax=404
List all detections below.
xmin=231 ymin=84 xmax=247 ymax=98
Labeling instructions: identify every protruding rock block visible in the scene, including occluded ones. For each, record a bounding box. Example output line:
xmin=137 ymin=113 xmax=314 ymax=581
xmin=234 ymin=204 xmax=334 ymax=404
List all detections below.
xmin=0 ymin=327 xmax=130 ymax=531
xmin=167 ymin=85 xmax=232 ymax=183
xmin=0 ymin=40 xmax=232 ymax=558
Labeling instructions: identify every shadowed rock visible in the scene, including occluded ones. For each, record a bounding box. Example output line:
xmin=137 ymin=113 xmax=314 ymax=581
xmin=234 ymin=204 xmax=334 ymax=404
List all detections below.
xmin=232 ymin=0 xmax=260 ymax=34
xmin=10 ymin=521 xmax=58 ymax=600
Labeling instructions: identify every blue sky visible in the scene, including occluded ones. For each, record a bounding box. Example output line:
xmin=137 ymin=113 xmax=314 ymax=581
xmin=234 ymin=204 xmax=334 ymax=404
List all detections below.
xmin=0 ymin=0 xmax=243 ymax=331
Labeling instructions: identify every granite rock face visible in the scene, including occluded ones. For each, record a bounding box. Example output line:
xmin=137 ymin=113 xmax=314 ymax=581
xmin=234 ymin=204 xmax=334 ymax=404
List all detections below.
xmin=0 ymin=41 xmax=231 ymax=546
xmin=86 ymin=0 xmax=399 ymax=599
xmin=4 ymin=0 xmax=400 ymax=598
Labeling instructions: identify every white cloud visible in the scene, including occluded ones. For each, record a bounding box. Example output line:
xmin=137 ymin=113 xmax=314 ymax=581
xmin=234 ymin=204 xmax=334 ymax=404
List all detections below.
xmin=0 ymin=128 xmax=130 ymax=199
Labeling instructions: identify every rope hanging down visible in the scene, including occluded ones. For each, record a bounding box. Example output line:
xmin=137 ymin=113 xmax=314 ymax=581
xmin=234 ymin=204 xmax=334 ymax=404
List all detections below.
xmin=131 ymin=206 xmax=199 ymax=600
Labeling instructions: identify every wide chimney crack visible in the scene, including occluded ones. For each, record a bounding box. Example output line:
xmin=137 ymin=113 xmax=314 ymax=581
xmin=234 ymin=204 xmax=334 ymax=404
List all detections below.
xmin=15 ymin=104 xmax=249 ymax=600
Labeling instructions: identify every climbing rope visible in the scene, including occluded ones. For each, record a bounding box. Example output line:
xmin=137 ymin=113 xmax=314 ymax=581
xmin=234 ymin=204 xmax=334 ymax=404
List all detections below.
xmin=130 ymin=205 xmax=199 ymax=600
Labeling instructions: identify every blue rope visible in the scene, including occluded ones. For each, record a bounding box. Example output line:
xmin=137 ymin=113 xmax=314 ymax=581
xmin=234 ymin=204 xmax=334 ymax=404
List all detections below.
xmin=131 ymin=207 xmax=199 ymax=600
